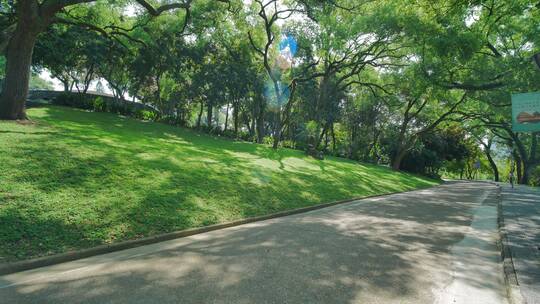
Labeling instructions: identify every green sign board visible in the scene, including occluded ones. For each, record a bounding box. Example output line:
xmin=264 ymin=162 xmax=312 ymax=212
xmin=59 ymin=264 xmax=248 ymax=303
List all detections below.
xmin=512 ymin=92 xmax=540 ymax=132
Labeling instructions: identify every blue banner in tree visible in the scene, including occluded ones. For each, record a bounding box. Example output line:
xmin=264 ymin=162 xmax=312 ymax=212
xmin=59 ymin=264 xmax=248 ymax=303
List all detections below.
xmin=512 ymin=92 xmax=540 ymax=132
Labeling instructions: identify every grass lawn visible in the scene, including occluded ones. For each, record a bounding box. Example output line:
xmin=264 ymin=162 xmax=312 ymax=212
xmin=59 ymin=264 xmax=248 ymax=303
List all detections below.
xmin=0 ymin=105 xmax=438 ymax=261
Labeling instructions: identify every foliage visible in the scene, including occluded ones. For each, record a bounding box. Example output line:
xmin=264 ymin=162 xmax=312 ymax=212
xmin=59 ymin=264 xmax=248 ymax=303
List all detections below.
xmin=2 ymin=0 xmax=539 ymax=184
xmin=51 ymin=92 xmax=158 ymax=120
xmin=0 ymin=55 xmax=5 ymax=78
xmin=29 ymin=73 xmax=54 ymax=90
xmin=398 ymin=127 xmax=473 ymax=177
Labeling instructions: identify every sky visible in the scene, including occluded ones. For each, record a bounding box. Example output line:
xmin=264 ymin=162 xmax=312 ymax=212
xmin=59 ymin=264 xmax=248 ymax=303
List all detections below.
xmin=39 ymin=70 xmax=114 ymax=95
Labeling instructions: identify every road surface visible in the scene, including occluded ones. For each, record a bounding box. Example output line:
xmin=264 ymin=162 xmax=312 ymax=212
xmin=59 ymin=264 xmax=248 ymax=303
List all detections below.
xmin=0 ymin=182 xmax=507 ymax=303
xmin=501 ymin=184 xmax=540 ymax=304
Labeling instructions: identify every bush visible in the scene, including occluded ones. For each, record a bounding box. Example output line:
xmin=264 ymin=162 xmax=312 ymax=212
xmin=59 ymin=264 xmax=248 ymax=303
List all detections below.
xmin=238 ymin=130 xmax=252 ymax=141
xmin=52 ymin=92 xmax=159 ymax=121
xmin=263 ymin=136 xmax=274 ymax=146
xmin=137 ymin=110 xmax=157 ymax=121
xmin=221 ymin=129 xmax=237 ymax=138
xmin=53 ymin=92 xmax=93 ymax=110
xmin=92 ymin=97 xmax=106 ymax=112
xmin=529 ymin=165 xmax=540 ymax=186
xmin=305 ymin=120 xmax=319 ymax=139
xmin=281 ymin=140 xmax=295 ymax=149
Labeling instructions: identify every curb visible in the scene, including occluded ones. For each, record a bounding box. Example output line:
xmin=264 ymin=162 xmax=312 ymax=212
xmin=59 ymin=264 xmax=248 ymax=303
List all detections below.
xmin=0 ymin=184 xmax=440 ymax=276
xmin=496 ymin=184 xmax=525 ymax=304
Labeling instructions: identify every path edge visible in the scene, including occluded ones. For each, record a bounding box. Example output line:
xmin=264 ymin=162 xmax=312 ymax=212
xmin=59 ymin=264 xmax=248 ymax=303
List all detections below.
xmin=495 ymin=183 xmax=526 ymax=304
xmin=0 ymin=184 xmax=439 ymax=276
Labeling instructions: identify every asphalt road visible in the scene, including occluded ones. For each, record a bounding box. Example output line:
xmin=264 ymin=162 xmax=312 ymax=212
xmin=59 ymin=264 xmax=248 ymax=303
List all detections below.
xmin=501 ymin=185 xmax=540 ymax=304
xmin=0 ymin=182 xmax=507 ymax=304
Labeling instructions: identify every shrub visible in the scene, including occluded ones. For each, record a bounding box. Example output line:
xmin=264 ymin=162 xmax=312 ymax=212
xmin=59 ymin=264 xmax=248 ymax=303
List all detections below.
xmin=53 ymin=92 xmax=93 ymax=110
xmin=137 ymin=110 xmax=157 ymax=121
xmin=281 ymin=140 xmax=295 ymax=149
xmin=529 ymin=165 xmax=540 ymax=186
xmin=263 ymin=136 xmax=274 ymax=146
xmin=92 ymin=97 xmax=106 ymax=112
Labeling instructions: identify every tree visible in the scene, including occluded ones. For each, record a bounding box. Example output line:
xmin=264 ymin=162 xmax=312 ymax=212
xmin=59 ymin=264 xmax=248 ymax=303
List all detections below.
xmin=247 ymin=0 xmax=305 ymax=148
xmin=386 ymin=66 xmax=469 ymax=170
xmin=0 ymin=0 xmax=228 ymax=120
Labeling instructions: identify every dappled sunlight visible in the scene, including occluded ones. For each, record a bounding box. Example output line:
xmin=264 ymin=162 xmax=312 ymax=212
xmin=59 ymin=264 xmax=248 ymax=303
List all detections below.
xmin=0 ymin=106 xmax=437 ymax=260
xmin=0 ymin=182 xmax=504 ymax=303
xmin=281 ymin=157 xmax=321 ymax=173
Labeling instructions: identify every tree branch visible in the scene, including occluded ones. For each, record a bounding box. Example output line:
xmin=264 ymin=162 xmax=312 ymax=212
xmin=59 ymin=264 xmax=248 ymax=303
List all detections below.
xmin=134 ymin=0 xmax=191 ymax=16
xmin=417 ymin=93 xmax=468 ymax=136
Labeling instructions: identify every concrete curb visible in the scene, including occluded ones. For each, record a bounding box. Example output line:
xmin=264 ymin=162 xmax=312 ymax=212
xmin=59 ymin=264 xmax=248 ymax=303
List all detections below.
xmin=0 ymin=184 xmax=439 ymax=276
xmin=496 ymin=184 xmax=526 ymax=304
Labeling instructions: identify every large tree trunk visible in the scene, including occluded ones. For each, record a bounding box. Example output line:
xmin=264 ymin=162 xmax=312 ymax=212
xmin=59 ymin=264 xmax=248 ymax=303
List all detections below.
xmin=392 ymin=136 xmax=416 ymax=170
xmin=0 ymin=25 xmax=40 ymax=119
xmin=62 ymin=80 xmax=71 ymax=92
xmin=391 ymin=148 xmax=408 ymax=170
xmin=521 ymin=132 xmax=538 ymax=185
xmin=522 ymin=164 xmax=533 ymax=186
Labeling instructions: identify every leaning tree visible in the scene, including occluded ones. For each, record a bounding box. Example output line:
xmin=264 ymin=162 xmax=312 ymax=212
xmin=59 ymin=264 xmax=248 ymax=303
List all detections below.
xmin=0 ymin=0 xmax=230 ymax=120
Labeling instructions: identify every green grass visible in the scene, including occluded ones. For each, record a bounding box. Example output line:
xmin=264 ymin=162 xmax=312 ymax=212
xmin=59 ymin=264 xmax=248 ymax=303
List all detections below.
xmin=0 ymin=105 xmax=438 ymax=261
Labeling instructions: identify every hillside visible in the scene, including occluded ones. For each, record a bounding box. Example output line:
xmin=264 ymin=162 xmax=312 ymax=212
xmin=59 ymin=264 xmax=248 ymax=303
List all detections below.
xmin=0 ymin=106 xmax=438 ymax=261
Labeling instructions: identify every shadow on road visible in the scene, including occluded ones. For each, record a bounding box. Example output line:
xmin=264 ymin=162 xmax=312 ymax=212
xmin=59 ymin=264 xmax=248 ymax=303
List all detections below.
xmin=0 ymin=182 xmax=504 ymax=303
xmin=501 ymin=185 xmax=540 ymax=303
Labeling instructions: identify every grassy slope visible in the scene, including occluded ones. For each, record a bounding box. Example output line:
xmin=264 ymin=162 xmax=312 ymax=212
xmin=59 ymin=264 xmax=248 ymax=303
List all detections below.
xmin=0 ymin=106 xmax=438 ymax=261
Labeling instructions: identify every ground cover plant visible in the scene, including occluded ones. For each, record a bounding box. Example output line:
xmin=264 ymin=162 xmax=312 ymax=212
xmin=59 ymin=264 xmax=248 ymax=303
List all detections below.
xmin=0 ymin=106 xmax=437 ymax=261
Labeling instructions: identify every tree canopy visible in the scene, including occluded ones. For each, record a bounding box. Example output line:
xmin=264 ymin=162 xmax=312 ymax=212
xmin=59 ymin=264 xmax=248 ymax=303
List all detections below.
xmin=1 ymin=0 xmax=539 ymax=184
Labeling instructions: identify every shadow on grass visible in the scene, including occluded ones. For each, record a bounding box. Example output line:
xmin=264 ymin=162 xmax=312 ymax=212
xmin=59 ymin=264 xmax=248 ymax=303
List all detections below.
xmin=0 ymin=106 xmax=436 ymax=261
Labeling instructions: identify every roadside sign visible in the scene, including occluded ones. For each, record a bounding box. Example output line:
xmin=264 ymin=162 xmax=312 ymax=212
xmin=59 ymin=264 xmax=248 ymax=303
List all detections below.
xmin=512 ymin=92 xmax=540 ymax=132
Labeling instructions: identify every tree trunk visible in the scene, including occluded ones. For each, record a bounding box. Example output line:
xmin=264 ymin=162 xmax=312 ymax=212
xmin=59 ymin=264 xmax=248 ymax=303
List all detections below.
xmin=196 ymin=101 xmax=203 ymax=128
xmin=331 ymin=123 xmax=336 ymax=152
xmin=484 ymin=149 xmax=499 ymax=182
xmin=316 ymin=122 xmax=329 ymax=150
xmin=256 ymin=98 xmax=265 ymax=143
xmin=522 ymin=164 xmax=533 ymax=186
xmin=324 ymin=128 xmax=329 ymax=150
xmin=514 ymin=152 xmax=522 ymax=183
xmin=391 ymin=148 xmax=408 ymax=170
xmin=82 ymin=64 xmax=94 ymax=94
xmin=233 ymin=101 xmax=239 ymax=136
xmin=250 ymin=117 xmax=256 ymax=139
xmin=348 ymin=126 xmax=357 ymax=159
xmin=521 ymin=132 xmax=538 ymax=185
xmin=392 ymin=129 xmax=413 ymax=171
xmin=206 ymin=102 xmax=213 ymax=127
xmin=272 ymin=110 xmax=281 ymax=149
xmin=272 ymin=109 xmax=282 ymax=149
xmin=0 ymin=25 xmax=39 ymax=119
xmin=224 ymin=103 xmax=230 ymax=131
xmin=63 ymin=80 xmax=70 ymax=92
